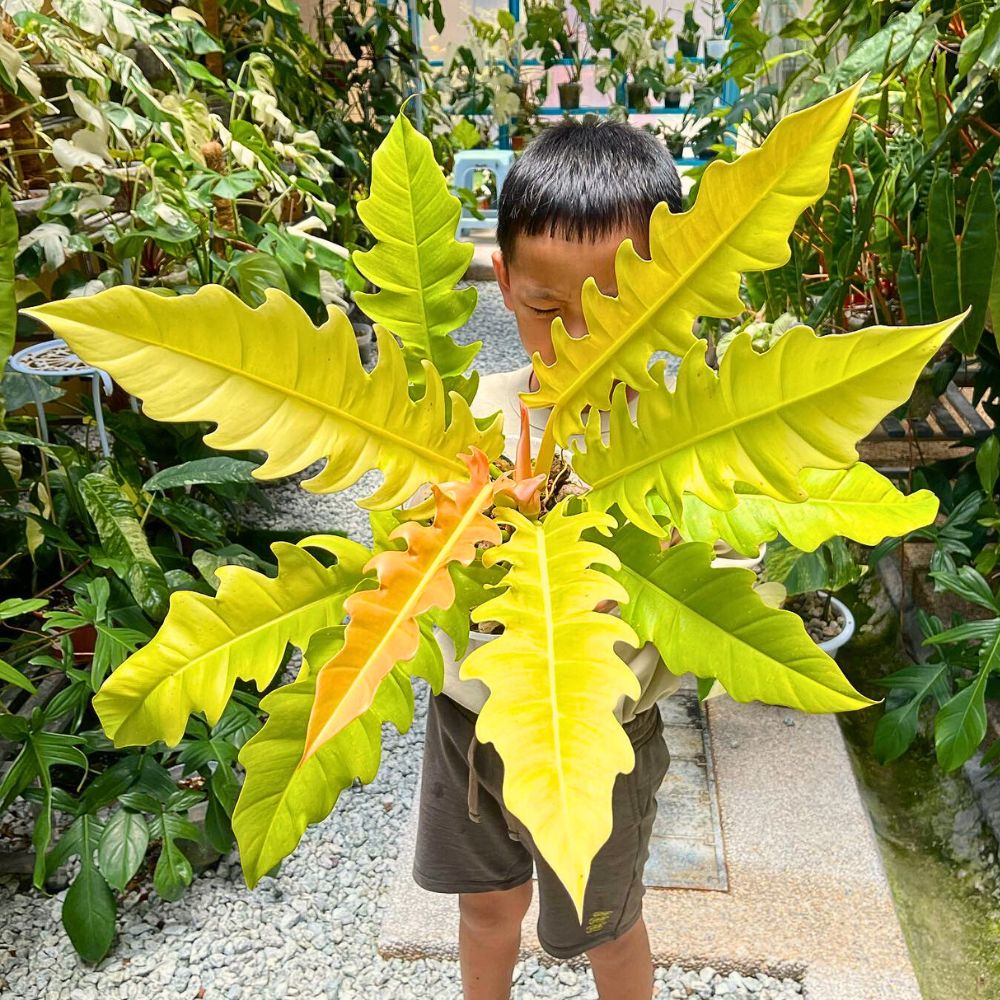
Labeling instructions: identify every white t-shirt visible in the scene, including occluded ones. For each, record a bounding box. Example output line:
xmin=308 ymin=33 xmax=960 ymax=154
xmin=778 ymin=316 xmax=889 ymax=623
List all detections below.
xmin=438 ymin=365 xmax=684 ymax=723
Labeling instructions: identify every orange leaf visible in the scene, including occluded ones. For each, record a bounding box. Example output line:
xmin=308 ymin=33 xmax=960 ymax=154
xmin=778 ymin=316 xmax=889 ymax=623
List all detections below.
xmin=300 ymin=450 xmax=501 ymax=763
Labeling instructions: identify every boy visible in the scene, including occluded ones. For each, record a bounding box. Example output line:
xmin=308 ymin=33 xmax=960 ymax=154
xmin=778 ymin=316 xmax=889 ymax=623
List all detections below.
xmin=413 ymin=119 xmax=685 ymax=1000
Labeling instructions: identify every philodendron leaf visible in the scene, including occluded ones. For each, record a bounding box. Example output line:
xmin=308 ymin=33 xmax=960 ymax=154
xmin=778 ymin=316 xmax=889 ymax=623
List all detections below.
xmin=79 ymin=472 xmax=169 ymax=620
xmin=23 ymin=286 xmax=503 ymax=509
xmin=0 ymin=184 xmax=16 ymax=369
xmin=302 ymin=450 xmax=500 ymax=762
xmin=93 ymin=537 xmax=370 ymax=748
xmin=461 ymin=503 xmax=640 ymax=920
xmin=935 ymin=658 xmax=993 ymax=772
xmin=143 ymin=457 xmax=260 ymax=491
xmin=575 ymin=317 xmax=963 ymax=533
xmin=605 ymin=528 xmax=877 ymax=712
xmin=62 ymin=819 xmax=117 ymax=965
xmin=676 ymin=463 xmax=939 ymax=556
xmin=523 ymin=81 xmax=863 ymax=450
xmin=353 ymin=112 xmax=480 ymax=385
xmin=234 ymin=624 xmax=443 ymax=887
xmin=97 ymin=808 xmax=150 ymax=892
xmin=870 ymin=661 xmax=951 ymax=764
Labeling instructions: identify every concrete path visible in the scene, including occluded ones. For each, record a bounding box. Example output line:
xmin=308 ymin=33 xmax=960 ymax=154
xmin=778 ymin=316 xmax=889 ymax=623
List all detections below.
xmin=380 ymin=678 xmax=922 ymax=1000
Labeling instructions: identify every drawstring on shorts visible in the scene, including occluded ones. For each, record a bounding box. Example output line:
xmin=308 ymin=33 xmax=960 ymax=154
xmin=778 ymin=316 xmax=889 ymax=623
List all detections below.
xmin=466 ymin=732 xmax=481 ymax=823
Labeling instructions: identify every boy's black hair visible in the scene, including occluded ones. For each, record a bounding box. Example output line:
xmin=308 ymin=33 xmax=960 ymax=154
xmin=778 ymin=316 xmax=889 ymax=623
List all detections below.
xmin=496 ymin=117 xmax=682 ymax=261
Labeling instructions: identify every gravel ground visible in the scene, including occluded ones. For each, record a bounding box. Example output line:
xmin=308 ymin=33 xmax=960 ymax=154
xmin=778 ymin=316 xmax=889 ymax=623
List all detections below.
xmin=0 ymin=283 xmax=804 ymax=999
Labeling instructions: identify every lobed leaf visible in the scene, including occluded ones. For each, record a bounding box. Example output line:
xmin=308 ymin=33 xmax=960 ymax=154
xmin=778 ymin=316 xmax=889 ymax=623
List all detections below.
xmin=353 ymin=112 xmax=480 ymax=385
xmin=605 ymin=528 xmax=877 ymax=712
xmin=302 ymin=450 xmax=500 ymax=761
xmin=523 ymin=82 xmax=864 ymax=450
xmin=234 ymin=624 xmax=442 ymax=887
xmin=23 ymin=286 xmax=502 ymax=509
xmin=461 ymin=503 xmax=640 ymax=919
xmin=93 ymin=537 xmax=370 ymax=748
xmin=676 ymin=463 xmax=939 ymax=555
xmin=574 ymin=318 xmax=963 ymax=533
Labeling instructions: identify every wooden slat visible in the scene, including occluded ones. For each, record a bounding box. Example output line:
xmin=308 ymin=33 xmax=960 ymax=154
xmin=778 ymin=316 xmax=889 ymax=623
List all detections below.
xmin=944 ymin=384 xmax=991 ymax=437
xmin=907 ymin=417 xmax=933 ymax=438
xmin=930 ymin=402 xmax=964 ymax=438
xmin=881 ymin=415 xmax=907 ymax=439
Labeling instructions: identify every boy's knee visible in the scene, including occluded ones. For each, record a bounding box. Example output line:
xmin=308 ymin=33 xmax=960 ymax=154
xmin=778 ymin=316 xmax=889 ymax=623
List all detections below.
xmin=459 ymin=882 xmax=532 ymax=937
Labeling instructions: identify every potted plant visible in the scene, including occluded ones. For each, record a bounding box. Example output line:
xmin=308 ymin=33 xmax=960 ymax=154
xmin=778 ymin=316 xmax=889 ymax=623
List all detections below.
xmin=703 ymin=0 xmax=728 ymax=67
xmin=677 ymin=2 xmax=701 ymax=58
xmin=659 ymin=52 xmax=687 ymax=108
xmin=23 ymin=83 xmax=964 ymax=920
xmin=762 ymin=537 xmax=863 ymax=657
xmin=663 ymin=126 xmax=686 ymax=158
xmin=525 ymin=0 xmax=591 ymax=111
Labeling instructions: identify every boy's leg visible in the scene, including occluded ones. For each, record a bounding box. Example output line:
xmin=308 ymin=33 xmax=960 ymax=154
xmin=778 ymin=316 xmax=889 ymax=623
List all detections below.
xmin=458 ymin=881 xmax=533 ymax=1000
xmin=586 ymin=917 xmax=654 ymax=1000
xmin=413 ymin=693 xmax=535 ymax=998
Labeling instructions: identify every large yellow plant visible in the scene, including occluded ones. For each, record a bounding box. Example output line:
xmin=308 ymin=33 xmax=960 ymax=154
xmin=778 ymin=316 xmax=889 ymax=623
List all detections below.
xmin=24 ymin=89 xmax=961 ymax=918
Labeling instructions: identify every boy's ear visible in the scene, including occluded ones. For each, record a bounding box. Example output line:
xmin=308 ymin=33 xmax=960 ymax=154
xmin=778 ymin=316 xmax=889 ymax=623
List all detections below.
xmin=492 ymin=250 xmax=515 ymax=312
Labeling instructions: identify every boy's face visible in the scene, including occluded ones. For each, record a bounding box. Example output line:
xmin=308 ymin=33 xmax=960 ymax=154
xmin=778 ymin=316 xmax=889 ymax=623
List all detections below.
xmin=492 ymin=227 xmax=650 ymax=367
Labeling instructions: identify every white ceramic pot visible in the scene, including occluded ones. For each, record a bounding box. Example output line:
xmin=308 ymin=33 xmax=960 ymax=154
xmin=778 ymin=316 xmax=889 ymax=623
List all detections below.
xmin=816 ymin=594 xmax=856 ymax=659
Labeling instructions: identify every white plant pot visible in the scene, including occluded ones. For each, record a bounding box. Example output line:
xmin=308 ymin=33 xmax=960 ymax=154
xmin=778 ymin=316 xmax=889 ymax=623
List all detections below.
xmin=816 ymin=594 xmax=855 ymax=659
xmin=704 ymin=37 xmax=730 ymax=62
xmin=711 ymin=541 xmax=766 ymax=571
xmin=468 ymin=627 xmax=501 ymax=649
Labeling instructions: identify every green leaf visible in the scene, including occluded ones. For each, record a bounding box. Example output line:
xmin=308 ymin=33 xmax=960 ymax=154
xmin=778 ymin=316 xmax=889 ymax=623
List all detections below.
xmin=935 ymin=661 xmax=992 ymax=772
xmin=956 ymin=171 xmax=999 ymax=355
xmin=229 ymin=253 xmax=290 ymax=308
xmin=0 ymin=658 xmax=36 ymax=695
xmin=928 ymin=566 xmax=999 ymax=613
xmin=352 ymin=113 xmax=480 ymax=386
xmin=928 ymin=173 xmax=960 ymax=327
xmin=97 ymin=809 xmax=150 ymax=892
xmin=871 ymin=661 xmax=950 ymax=764
xmin=152 ymin=822 xmax=193 ymax=902
xmin=0 ymin=597 xmax=48 ymax=620
xmin=605 ymin=529 xmax=876 ymax=712
xmin=977 ymin=436 xmax=1000 ymax=495
xmin=898 ymin=249 xmax=935 ymax=325
xmin=143 ymin=457 xmax=260 ymax=491
xmin=0 ymin=184 xmax=16 ymax=369
xmin=233 ymin=624 xmax=441 ymax=886
xmin=79 ymin=473 xmax=169 ymax=620
xmin=62 ymin=852 xmax=116 ymax=964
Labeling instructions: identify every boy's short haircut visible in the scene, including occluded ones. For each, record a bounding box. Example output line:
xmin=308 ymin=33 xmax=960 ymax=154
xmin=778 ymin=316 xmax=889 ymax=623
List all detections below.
xmin=496 ymin=117 xmax=683 ymax=261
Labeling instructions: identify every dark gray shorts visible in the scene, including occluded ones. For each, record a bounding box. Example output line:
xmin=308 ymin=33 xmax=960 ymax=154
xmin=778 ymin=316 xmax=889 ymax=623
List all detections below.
xmin=413 ymin=693 xmax=671 ymax=959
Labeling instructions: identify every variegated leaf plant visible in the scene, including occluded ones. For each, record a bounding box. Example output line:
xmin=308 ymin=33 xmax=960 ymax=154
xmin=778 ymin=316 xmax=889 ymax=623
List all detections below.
xmin=23 ymin=82 xmax=962 ymax=919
